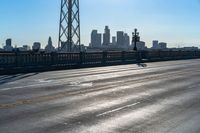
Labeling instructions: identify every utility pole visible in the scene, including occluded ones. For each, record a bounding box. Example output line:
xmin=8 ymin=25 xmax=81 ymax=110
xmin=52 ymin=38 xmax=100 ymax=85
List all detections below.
xmin=58 ymin=0 xmax=81 ymax=52
xmin=132 ymin=28 xmax=140 ymax=51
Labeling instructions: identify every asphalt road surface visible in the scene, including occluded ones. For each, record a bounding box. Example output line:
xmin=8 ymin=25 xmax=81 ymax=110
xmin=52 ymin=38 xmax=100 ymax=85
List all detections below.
xmin=1 ymin=59 xmax=200 ymax=133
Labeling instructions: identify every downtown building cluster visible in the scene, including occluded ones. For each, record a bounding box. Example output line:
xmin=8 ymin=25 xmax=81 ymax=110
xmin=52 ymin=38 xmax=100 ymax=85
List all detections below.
xmin=0 ymin=37 xmax=56 ymax=53
xmin=89 ymin=26 xmax=147 ymax=51
xmin=88 ymin=26 xmax=199 ymax=52
xmin=0 ymin=37 xmax=86 ymax=53
xmin=0 ymin=26 xmax=199 ymax=53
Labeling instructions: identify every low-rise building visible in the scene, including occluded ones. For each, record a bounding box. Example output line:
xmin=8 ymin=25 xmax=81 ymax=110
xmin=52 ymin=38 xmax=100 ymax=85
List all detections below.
xmin=159 ymin=42 xmax=167 ymax=49
xmin=18 ymin=45 xmax=31 ymax=51
xmin=32 ymin=42 xmax=41 ymax=52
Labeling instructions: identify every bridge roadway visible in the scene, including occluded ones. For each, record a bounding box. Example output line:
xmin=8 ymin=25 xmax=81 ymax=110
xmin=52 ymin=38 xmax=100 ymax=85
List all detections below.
xmin=0 ymin=59 xmax=200 ymax=133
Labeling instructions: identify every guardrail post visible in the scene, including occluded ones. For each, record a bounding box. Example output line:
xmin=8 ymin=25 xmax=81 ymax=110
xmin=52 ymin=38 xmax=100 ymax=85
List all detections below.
xmin=121 ymin=51 xmax=126 ymax=63
xmin=102 ymin=51 xmax=107 ymax=65
xmin=15 ymin=52 xmax=18 ymax=67
xmin=136 ymin=51 xmax=142 ymax=63
xmin=51 ymin=52 xmax=55 ymax=66
xmin=141 ymin=51 xmax=147 ymax=60
xmin=79 ymin=52 xmax=83 ymax=66
xmin=158 ymin=51 xmax=161 ymax=59
xmin=197 ymin=51 xmax=200 ymax=57
xmin=145 ymin=51 xmax=149 ymax=61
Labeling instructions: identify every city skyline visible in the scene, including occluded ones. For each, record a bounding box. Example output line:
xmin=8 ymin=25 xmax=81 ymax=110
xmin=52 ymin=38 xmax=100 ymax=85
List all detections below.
xmin=0 ymin=0 xmax=200 ymax=48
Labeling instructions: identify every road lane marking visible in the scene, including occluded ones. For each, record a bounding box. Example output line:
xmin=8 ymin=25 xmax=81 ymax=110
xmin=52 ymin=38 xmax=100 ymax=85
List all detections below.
xmin=96 ymin=102 xmax=140 ymax=117
xmin=0 ymin=81 xmax=60 ymax=91
xmin=37 ymin=79 xmax=53 ymax=83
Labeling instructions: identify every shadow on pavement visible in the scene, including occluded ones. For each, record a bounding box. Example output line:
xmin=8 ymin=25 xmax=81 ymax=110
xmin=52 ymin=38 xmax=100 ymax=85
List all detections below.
xmin=0 ymin=73 xmax=39 ymax=85
xmin=137 ymin=63 xmax=147 ymax=68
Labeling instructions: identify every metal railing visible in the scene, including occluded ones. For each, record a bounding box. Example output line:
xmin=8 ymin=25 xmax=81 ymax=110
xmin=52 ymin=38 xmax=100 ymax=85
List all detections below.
xmin=0 ymin=51 xmax=200 ymax=74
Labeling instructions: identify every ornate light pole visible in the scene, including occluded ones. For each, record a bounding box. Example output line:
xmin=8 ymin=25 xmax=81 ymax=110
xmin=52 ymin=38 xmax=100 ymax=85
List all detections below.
xmin=132 ymin=28 xmax=140 ymax=51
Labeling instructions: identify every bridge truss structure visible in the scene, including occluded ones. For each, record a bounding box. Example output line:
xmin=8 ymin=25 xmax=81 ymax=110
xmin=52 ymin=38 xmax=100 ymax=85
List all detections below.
xmin=58 ymin=0 xmax=81 ymax=52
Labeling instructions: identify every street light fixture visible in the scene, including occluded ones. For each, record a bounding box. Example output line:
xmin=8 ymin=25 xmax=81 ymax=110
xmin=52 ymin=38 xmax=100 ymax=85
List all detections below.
xmin=132 ymin=28 xmax=140 ymax=51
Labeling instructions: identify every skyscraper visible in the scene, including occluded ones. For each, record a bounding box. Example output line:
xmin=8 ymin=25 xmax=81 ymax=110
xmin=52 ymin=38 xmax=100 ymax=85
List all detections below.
xmin=90 ymin=30 xmax=102 ymax=48
xmin=4 ymin=38 xmax=13 ymax=51
xmin=124 ymin=33 xmax=130 ymax=47
xmin=6 ymin=39 xmax=11 ymax=46
xmin=117 ymin=31 xmax=125 ymax=46
xmin=103 ymin=26 xmax=110 ymax=46
xmin=112 ymin=36 xmax=117 ymax=45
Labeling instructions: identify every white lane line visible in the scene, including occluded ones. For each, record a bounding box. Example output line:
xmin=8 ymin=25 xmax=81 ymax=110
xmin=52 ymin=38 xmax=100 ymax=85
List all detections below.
xmin=37 ymin=79 xmax=54 ymax=83
xmin=0 ymin=81 xmax=61 ymax=91
xmin=96 ymin=102 xmax=140 ymax=117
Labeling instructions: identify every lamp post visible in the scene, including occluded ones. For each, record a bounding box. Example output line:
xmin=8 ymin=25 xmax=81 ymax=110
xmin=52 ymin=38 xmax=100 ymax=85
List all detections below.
xmin=132 ymin=28 xmax=140 ymax=51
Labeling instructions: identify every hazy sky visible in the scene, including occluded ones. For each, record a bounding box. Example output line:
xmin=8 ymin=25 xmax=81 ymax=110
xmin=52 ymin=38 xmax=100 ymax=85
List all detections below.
xmin=0 ymin=0 xmax=200 ymax=48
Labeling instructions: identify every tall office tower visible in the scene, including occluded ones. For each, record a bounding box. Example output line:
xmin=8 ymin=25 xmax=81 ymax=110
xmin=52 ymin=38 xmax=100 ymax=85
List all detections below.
xmin=90 ymin=30 xmax=102 ymax=48
xmin=117 ymin=31 xmax=125 ymax=46
xmin=112 ymin=36 xmax=117 ymax=45
xmin=58 ymin=0 xmax=81 ymax=52
xmin=152 ymin=40 xmax=160 ymax=49
xmin=103 ymin=26 xmax=110 ymax=46
xmin=4 ymin=39 xmax=13 ymax=51
xmin=124 ymin=33 xmax=130 ymax=47
xmin=6 ymin=39 xmax=12 ymax=46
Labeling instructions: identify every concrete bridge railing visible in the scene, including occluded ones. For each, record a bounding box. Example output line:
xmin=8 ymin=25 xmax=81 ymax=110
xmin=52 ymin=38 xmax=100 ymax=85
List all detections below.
xmin=0 ymin=51 xmax=199 ymax=74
